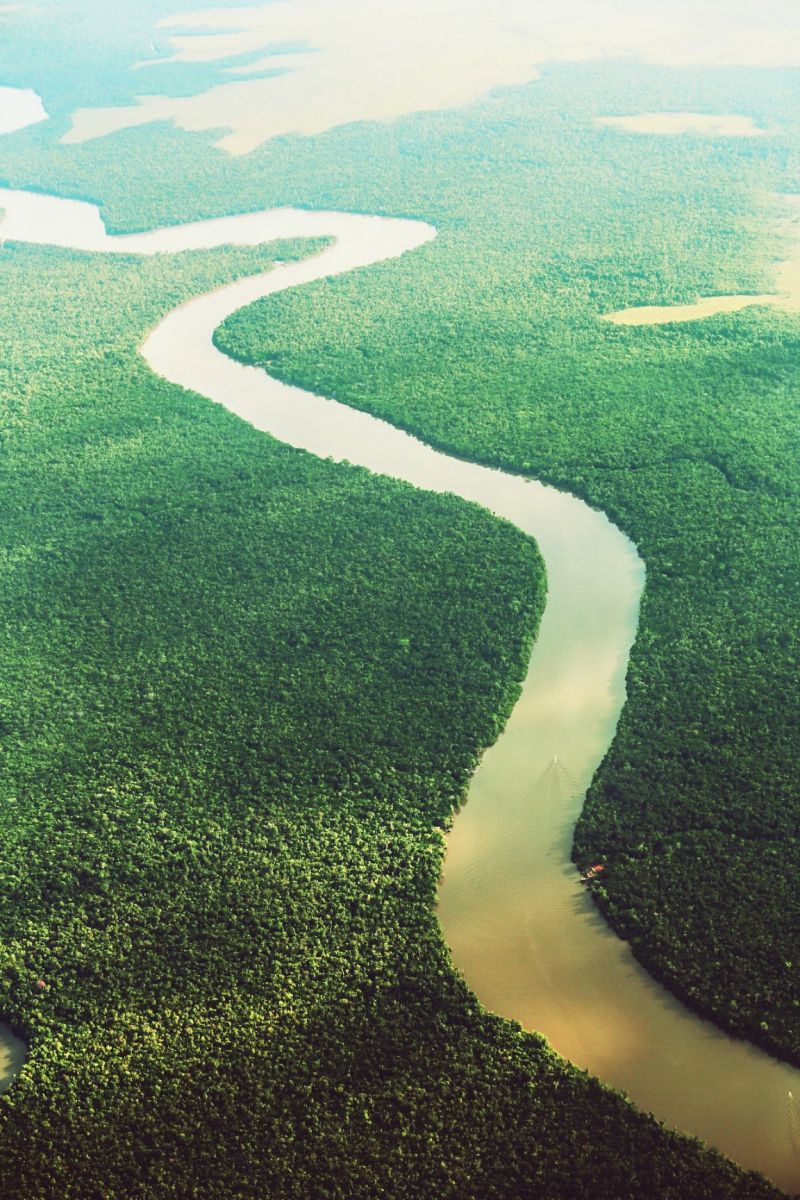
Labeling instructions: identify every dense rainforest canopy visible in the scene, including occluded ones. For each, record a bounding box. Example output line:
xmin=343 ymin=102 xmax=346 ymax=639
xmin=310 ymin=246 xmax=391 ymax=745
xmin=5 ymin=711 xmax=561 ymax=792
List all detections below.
xmin=215 ymin=72 xmax=800 ymax=1068
xmin=0 ymin=3 xmax=797 ymax=1196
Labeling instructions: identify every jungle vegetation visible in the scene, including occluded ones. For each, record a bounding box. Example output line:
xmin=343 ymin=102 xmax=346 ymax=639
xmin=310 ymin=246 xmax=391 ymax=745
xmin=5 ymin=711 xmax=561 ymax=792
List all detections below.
xmin=215 ymin=74 xmax=800 ymax=1066
xmin=0 ymin=238 xmax=775 ymax=1200
xmin=0 ymin=4 xmax=797 ymax=1196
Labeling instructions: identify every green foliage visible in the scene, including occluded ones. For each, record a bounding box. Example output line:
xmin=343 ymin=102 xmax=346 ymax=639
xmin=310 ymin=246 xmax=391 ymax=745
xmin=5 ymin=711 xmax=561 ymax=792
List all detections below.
xmin=0 ymin=4 xmax=796 ymax=1194
xmin=215 ymin=74 xmax=800 ymax=1068
xmin=1 ymin=234 xmax=772 ymax=1200
xmin=0 ymin=0 xmax=257 ymax=114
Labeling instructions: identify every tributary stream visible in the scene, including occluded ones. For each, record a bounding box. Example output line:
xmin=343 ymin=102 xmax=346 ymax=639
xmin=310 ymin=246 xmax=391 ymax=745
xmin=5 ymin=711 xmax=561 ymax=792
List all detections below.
xmin=0 ymin=168 xmax=798 ymax=1191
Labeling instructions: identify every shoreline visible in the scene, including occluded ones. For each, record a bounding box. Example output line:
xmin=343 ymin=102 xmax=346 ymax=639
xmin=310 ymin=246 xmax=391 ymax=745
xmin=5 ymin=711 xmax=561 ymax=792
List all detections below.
xmin=0 ymin=124 xmax=797 ymax=1189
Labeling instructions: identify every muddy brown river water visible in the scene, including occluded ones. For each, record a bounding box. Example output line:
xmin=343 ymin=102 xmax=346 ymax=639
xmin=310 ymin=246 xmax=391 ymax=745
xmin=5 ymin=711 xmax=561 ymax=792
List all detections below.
xmin=0 ymin=85 xmax=799 ymax=1192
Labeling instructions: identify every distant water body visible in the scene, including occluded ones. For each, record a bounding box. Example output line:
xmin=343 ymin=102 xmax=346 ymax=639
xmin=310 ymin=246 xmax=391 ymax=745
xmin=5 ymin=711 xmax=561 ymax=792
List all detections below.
xmin=0 ymin=85 xmax=47 ymax=137
xmin=1 ymin=87 xmax=799 ymax=1192
xmin=60 ymin=1 xmax=800 ymax=154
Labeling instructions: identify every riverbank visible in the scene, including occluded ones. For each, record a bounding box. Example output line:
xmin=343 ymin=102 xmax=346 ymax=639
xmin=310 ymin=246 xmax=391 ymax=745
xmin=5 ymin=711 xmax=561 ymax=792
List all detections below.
xmin=1 ymin=79 xmax=796 ymax=1195
xmin=0 ymin=182 xmax=781 ymax=1187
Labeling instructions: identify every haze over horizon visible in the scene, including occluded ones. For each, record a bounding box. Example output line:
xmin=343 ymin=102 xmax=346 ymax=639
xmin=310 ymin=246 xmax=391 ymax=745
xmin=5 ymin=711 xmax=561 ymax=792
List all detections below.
xmin=57 ymin=0 xmax=800 ymax=154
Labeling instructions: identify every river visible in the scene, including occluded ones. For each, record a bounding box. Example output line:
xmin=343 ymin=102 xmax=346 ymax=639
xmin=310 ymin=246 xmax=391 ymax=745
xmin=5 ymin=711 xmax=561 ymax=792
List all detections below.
xmin=1 ymin=96 xmax=799 ymax=1193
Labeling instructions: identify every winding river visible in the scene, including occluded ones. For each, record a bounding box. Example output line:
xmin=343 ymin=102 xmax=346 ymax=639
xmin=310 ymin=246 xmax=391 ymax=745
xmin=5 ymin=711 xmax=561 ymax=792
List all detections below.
xmin=1 ymin=89 xmax=799 ymax=1193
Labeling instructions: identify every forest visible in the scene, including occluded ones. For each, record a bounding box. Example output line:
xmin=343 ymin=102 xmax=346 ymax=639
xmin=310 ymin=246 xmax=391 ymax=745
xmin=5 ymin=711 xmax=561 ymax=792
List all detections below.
xmin=0 ymin=4 xmax=797 ymax=1197
xmin=0 ymin=236 xmax=774 ymax=1199
xmin=214 ymin=71 xmax=800 ymax=1066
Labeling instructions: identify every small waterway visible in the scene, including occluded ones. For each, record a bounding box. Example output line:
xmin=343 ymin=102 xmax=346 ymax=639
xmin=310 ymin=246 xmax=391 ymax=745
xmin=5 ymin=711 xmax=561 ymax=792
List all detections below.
xmin=0 ymin=1028 xmax=26 ymax=1096
xmin=1 ymin=180 xmax=799 ymax=1190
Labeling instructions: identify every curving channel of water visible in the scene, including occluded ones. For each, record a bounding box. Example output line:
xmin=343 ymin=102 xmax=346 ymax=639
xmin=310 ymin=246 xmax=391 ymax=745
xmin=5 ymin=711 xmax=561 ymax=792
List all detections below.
xmin=0 ymin=105 xmax=798 ymax=1193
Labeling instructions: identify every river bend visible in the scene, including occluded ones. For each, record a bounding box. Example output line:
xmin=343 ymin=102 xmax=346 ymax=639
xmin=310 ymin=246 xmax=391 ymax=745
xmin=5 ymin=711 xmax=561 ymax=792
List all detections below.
xmin=0 ymin=176 xmax=798 ymax=1189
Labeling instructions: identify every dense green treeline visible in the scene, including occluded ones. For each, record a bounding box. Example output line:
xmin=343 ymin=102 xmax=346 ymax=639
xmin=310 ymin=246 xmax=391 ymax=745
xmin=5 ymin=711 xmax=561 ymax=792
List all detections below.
xmin=220 ymin=277 xmax=800 ymax=1063
xmin=212 ymin=79 xmax=800 ymax=1065
xmin=222 ymin=299 xmax=800 ymax=1063
xmin=0 ymin=5 xmax=797 ymax=1193
xmin=220 ymin=268 xmax=800 ymax=1069
xmin=0 ymin=242 xmax=778 ymax=1198
xmin=0 ymin=0 xmax=258 ymax=115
